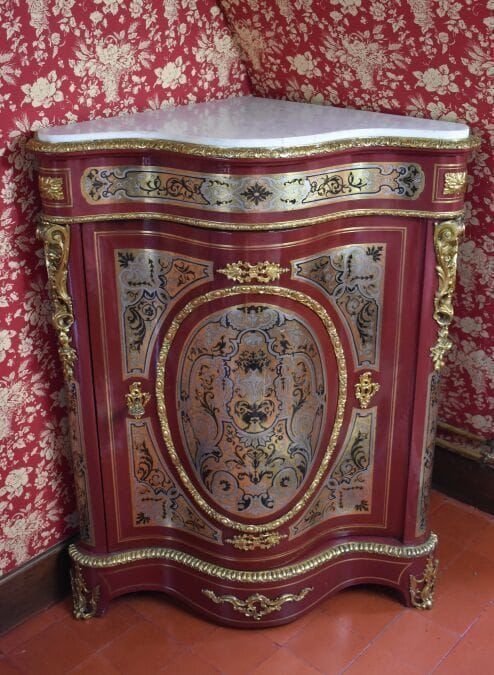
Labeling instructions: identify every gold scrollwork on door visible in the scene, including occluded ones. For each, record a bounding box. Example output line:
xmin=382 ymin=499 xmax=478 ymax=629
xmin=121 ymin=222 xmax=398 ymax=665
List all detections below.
xmin=202 ymin=587 xmax=313 ymax=621
xmin=217 ymin=261 xmax=289 ymax=283
xmin=430 ymin=217 xmax=464 ymax=370
xmin=355 ymin=371 xmax=380 ymax=409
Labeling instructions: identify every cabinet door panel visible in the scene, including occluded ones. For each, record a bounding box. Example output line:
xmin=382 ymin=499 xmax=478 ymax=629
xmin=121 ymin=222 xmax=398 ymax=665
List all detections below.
xmin=82 ymin=217 xmax=425 ymax=555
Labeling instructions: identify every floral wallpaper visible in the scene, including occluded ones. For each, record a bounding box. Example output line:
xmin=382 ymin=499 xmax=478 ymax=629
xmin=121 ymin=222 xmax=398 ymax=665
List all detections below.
xmin=1 ymin=0 xmax=492 ymax=580
xmin=219 ymin=0 xmax=494 ymax=440
xmin=0 ymin=0 xmax=248 ymax=578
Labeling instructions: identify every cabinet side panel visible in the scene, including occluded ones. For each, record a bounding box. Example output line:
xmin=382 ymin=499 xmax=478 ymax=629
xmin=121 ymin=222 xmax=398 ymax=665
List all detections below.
xmin=67 ymin=223 xmax=108 ymax=551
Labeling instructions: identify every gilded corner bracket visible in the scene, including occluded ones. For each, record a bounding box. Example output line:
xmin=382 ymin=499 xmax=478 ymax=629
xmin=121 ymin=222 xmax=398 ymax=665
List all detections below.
xmin=37 ymin=220 xmax=77 ymax=381
xmin=409 ymin=554 xmax=439 ymax=609
xmin=430 ymin=216 xmax=465 ymax=371
xmin=70 ymin=562 xmax=100 ymax=619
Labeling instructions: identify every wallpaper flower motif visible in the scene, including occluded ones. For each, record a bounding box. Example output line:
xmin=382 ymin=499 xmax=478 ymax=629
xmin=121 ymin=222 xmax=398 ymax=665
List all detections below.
xmin=0 ymin=0 xmax=248 ymax=578
xmin=219 ymin=0 xmax=494 ymax=441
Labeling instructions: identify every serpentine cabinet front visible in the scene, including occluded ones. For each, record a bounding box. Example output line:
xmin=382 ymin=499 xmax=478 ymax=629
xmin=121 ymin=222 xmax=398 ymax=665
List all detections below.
xmin=30 ymin=104 xmax=475 ymax=626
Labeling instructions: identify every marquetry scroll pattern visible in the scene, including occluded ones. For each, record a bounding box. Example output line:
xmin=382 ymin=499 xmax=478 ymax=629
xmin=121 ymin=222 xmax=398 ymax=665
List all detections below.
xmin=293 ymin=244 xmax=385 ymax=367
xmin=177 ymin=304 xmax=327 ymax=519
xmin=290 ymin=408 xmax=376 ymax=537
xmin=129 ymin=420 xmax=221 ymax=543
xmin=82 ymin=163 xmax=424 ymax=213
xmin=116 ymin=249 xmax=213 ymax=376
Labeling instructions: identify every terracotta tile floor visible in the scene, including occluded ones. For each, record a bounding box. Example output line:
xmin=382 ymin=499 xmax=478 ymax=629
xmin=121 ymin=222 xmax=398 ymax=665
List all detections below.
xmin=1 ymin=491 xmax=493 ymax=674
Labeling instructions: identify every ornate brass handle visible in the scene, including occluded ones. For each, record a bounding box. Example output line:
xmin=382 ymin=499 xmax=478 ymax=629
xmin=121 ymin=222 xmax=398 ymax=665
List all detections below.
xmin=355 ymin=371 xmax=380 ymax=409
xmin=125 ymin=382 xmax=150 ymax=419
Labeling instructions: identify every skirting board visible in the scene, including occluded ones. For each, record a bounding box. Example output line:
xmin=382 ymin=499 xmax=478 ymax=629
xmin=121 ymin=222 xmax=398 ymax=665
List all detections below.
xmin=433 ymin=445 xmax=494 ymax=515
xmin=0 ymin=539 xmax=72 ymax=635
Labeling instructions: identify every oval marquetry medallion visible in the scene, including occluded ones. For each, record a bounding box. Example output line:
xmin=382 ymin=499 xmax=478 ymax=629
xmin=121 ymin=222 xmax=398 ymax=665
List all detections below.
xmin=156 ymin=287 xmax=347 ymax=532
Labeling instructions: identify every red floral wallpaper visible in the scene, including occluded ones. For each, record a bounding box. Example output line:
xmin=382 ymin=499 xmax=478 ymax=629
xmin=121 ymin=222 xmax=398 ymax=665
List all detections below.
xmin=0 ymin=0 xmax=249 ymax=577
xmin=1 ymin=0 xmax=492 ymax=579
xmin=219 ymin=0 xmax=494 ymax=441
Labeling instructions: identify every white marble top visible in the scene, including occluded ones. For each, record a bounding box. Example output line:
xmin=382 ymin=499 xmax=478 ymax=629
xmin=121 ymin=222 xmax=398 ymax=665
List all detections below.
xmin=36 ymin=96 xmax=470 ymax=146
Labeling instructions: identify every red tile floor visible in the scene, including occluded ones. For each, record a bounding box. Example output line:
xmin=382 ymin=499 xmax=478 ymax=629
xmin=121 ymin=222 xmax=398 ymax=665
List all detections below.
xmin=1 ymin=491 xmax=493 ymax=674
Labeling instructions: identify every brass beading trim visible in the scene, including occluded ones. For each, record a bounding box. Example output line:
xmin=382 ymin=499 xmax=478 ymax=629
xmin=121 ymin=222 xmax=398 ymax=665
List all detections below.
xmin=38 ymin=208 xmax=466 ymax=232
xmin=68 ymin=533 xmax=438 ymax=581
xmin=27 ymin=135 xmax=480 ymax=158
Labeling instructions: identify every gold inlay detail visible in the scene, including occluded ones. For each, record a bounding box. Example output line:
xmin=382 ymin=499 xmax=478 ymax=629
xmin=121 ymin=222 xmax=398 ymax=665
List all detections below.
xmin=355 ymin=371 xmax=380 ymax=409
xmin=68 ymin=533 xmax=438 ymax=581
xmin=443 ymin=171 xmax=467 ymax=196
xmin=217 ymin=261 xmax=289 ymax=283
xmin=39 ymin=209 xmax=466 ymax=232
xmin=125 ymin=382 xmax=151 ymax=419
xmin=27 ymin=134 xmax=479 ymax=158
xmin=70 ymin=562 xmax=100 ymax=620
xmin=37 ymin=222 xmax=76 ymax=382
xmin=430 ymin=217 xmax=464 ymax=370
xmin=410 ymin=554 xmax=439 ymax=609
xmin=202 ymin=587 xmax=312 ymax=621
xmin=39 ymin=175 xmax=65 ymax=201
xmin=225 ymin=532 xmax=288 ymax=551
xmin=156 ymin=286 xmax=347 ymax=533
xmin=80 ymin=162 xmax=424 ymax=213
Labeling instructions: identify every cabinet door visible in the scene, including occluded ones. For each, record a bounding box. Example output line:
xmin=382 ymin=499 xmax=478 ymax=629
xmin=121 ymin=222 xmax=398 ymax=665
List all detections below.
xmin=82 ymin=216 xmax=427 ymax=557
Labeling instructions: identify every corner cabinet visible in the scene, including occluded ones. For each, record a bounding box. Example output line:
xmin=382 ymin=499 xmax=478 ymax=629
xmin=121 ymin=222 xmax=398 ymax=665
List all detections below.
xmin=29 ymin=97 xmax=477 ymax=626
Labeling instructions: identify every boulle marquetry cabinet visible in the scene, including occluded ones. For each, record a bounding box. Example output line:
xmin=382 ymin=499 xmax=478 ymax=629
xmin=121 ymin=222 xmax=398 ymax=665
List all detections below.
xmin=28 ymin=97 xmax=477 ymax=626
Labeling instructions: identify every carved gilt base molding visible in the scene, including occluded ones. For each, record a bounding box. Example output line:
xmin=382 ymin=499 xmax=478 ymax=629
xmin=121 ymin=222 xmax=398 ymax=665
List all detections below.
xmin=69 ymin=533 xmax=437 ymax=583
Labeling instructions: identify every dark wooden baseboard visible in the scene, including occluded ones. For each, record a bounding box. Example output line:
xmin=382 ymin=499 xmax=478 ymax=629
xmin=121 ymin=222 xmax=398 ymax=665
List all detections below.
xmin=433 ymin=445 xmax=494 ymax=515
xmin=0 ymin=539 xmax=73 ymax=634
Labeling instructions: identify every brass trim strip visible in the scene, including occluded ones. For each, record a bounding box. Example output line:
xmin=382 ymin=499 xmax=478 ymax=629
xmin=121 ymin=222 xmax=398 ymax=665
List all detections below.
xmin=28 ymin=135 xmax=480 ymax=158
xmin=435 ymin=437 xmax=481 ymax=459
xmin=39 ymin=208 xmax=466 ymax=232
xmin=68 ymin=533 xmax=438 ymax=581
xmin=437 ymin=420 xmax=488 ymax=443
